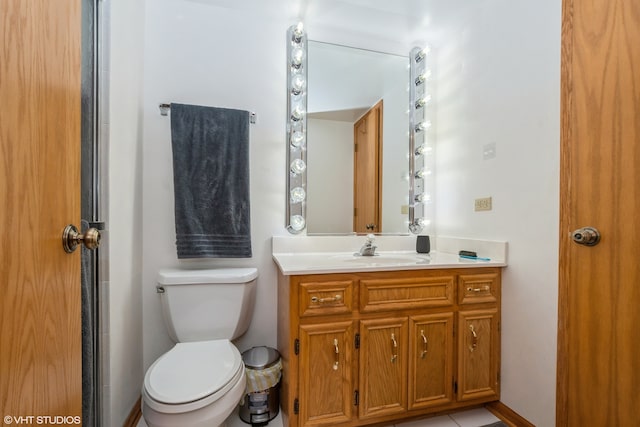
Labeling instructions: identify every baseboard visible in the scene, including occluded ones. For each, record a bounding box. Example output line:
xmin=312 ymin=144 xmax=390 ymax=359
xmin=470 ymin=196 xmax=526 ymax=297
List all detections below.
xmin=486 ymin=401 xmax=535 ymax=427
xmin=123 ymin=396 xmax=142 ymax=427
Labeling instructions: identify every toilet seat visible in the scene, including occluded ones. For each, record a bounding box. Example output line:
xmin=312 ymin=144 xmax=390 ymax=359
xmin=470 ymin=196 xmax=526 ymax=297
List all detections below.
xmin=143 ymin=339 xmax=244 ymax=413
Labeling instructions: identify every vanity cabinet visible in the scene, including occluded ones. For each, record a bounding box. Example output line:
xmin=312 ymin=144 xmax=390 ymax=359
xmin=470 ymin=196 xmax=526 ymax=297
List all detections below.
xmin=277 ymin=268 xmax=501 ymax=427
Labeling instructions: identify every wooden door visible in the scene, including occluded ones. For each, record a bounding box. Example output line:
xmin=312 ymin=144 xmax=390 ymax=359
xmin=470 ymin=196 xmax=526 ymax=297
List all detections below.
xmin=353 ymin=101 xmax=382 ymax=234
xmin=359 ymin=317 xmax=407 ymax=419
xmin=557 ymin=0 xmax=640 ymax=425
xmin=408 ymin=313 xmax=454 ymax=410
xmin=0 ymin=0 xmax=83 ymax=421
xmin=457 ymin=310 xmax=499 ymax=402
xmin=299 ymin=322 xmax=354 ymax=427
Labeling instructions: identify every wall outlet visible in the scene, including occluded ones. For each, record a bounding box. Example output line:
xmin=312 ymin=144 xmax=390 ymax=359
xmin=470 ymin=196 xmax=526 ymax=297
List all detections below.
xmin=400 ymin=204 xmax=409 ymax=214
xmin=475 ymin=197 xmax=492 ymax=211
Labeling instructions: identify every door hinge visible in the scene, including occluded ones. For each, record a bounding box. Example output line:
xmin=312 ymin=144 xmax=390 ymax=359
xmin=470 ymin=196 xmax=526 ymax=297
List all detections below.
xmin=294 ymin=398 xmax=299 ymax=414
xmin=354 ymin=207 xmax=357 ymax=217
xmin=355 ymin=333 xmax=360 ymax=349
xmin=353 ymin=390 xmax=359 ymax=406
xmin=294 ymin=338 xmax=300 ymax=355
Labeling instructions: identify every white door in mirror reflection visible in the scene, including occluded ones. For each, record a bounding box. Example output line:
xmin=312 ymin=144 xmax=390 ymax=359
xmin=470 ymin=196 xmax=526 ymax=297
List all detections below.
xmin=354 ymin=100 xmax=382 ymax=234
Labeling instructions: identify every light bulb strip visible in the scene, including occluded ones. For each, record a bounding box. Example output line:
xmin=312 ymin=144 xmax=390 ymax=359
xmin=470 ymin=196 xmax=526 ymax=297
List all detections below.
xmin=409 ymin=46 xmax=429 ymax=234
xmin=286 ymin=24 xmax=308 ymax=234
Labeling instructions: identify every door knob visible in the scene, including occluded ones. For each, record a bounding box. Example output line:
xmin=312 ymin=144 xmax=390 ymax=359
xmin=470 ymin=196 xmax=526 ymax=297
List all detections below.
xmin=571 ymin=226 xmax=600 ymax=246
xmin=62 ymin=224 xmax=102 ymax=253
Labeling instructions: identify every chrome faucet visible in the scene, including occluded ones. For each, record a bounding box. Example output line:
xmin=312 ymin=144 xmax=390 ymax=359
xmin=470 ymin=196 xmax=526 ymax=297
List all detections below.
xmin=358 ymin=234 xmax=377 ymax=256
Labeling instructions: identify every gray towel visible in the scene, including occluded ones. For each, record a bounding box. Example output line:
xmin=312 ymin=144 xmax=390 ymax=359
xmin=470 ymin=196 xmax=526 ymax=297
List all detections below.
xmin=170 ymin=103 xmax=252 ymax=258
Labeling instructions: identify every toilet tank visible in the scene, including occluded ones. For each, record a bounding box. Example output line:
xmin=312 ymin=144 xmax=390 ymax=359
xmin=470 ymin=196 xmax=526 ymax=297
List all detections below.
xmin=157 ymin=268 xmax=257 ymax=342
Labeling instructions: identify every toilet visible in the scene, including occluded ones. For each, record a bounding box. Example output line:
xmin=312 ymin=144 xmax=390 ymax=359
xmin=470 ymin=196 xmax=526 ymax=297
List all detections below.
xmin=141 ymin=268 xmax=258 ymax=427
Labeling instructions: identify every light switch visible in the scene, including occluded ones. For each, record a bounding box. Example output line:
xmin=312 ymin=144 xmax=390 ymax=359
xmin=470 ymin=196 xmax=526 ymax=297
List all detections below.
xmin=483 ymin=142 xmax=496 ymax=160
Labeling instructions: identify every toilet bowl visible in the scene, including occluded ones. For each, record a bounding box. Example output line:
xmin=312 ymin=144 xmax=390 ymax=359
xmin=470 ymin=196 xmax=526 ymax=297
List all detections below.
xmin=142 ymin=340 xmax=246 ymax=427
xmin=141 ymin=268 xmax=258 ymax=427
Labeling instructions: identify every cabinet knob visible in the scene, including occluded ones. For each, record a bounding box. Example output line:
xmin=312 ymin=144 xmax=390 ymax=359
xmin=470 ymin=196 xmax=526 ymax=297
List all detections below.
xmin=469 ymin=324 xmax=478 ymax=352
xmin=467 ymin=285 xmax=490 ymax=293
xmin=311 ymin=294 xmax=342 ymax=304
xmin=420 ymin=330 xmax=428 ymax=358
xmin=333 ymin=338 xmax=339 ymax=371
xmin=391 ymin=333 xmax=398 ymax=363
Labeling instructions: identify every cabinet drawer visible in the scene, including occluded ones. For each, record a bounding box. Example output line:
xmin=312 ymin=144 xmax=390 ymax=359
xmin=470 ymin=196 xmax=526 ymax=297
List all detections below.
xmin=298 ymin=280 xmax=354 ymax=317
xmin=360 ymin=275 xmax=454 ymax=313
xmin=458 ymin=272 xmax=499 ymax=305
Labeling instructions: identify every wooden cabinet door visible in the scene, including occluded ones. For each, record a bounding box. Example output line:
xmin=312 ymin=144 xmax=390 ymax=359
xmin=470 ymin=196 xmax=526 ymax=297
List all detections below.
xmin=409 ymin=313 xmax=454 ymax=409
xmin=299 ymin=321 xmax=355 ymax=427
xmin=457 ymin=309 xmax=499 ymax=402
xmin=359 ymin=317 xmax=408 ymax=419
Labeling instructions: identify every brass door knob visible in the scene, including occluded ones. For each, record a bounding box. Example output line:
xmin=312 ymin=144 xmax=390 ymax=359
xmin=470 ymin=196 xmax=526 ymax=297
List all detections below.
xmin=62 ymin=224 xmax=102 ymax=253
xmin=571 ymin=226 xmax=600 ymax=246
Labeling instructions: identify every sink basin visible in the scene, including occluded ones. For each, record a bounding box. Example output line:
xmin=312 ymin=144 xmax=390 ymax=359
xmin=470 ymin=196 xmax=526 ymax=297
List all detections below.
xmin=330 ymin=253 xmax=429 ymax=265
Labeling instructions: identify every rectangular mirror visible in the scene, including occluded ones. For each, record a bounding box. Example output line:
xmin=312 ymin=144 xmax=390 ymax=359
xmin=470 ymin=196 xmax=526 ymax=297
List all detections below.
xmin=306 ymin=41 xmax=410 ymax=235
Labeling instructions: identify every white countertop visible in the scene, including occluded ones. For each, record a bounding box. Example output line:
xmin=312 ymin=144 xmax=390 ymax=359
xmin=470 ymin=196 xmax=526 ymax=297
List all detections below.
xmin=272 ymin=235 xmax=508 ymax=275
xmin=272 ymin=250 xmax=507 ymax=275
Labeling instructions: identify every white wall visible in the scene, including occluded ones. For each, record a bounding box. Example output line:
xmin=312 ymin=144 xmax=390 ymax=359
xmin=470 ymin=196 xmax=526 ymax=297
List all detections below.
xmin=141 ymin=0 xmax=294 ymax=371
xmin=307 ymin=118 xmax=353 ymax=233
xmin=434 ymin=1 xmax=561 ymax=426
xmin=108 ymin=0 xmax=145 ymax=424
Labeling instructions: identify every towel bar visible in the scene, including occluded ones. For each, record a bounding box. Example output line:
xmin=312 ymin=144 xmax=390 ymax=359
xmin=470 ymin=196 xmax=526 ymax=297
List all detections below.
xmin=159 ymin=103 xmax=257 ymax=124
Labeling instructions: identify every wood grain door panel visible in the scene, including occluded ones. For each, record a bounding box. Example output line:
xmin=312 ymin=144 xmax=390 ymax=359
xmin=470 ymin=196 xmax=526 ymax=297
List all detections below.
xmin=359 ymin=317 xmax=408 ymax=419
xmin=457 ymin=310 xmax=499 ymax=402
xmin=558 ymin=0 xmax=640 ymax=425
xmin=353 ymin=101 xmax=382 ymax=234
xmin=408 ymin=313 xmax=454 ymax=410
xmin=0 ymin=0 xmax=82 ymax=419
xmin=299 ymin=322 xmax=354 ymax=427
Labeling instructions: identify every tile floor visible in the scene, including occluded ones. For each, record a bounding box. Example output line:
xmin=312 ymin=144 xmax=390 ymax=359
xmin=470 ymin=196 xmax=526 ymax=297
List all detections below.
xmin=137 ymin=407 xmax=501 ymax=427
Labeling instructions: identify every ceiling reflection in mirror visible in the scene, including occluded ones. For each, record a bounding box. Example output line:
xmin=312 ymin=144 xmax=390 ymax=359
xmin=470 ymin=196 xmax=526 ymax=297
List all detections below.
xmin=306 ymin=41 xmax=410 ymax=235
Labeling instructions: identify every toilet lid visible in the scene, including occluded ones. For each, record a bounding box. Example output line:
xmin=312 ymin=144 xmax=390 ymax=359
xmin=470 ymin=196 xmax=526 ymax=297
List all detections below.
xmin=144 ymin=340 xmax=242 ymax=405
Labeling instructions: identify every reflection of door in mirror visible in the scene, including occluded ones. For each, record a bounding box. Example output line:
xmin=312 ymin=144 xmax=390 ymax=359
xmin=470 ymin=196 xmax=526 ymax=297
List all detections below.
xmin=306 ymin=41 xmax=409 ymax=235
xmin=354 ymin=100 xmax=382 ymax=234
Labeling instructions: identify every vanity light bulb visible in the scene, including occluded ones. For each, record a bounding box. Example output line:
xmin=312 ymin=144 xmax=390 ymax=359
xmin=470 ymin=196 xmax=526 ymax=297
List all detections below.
xmin=291 ymin=105 xmax=305 ymax=121
xmin=415 ymin=144 xmax=432 ymax=156
xmin=291 ymin=74 xmax=306 ymax=95
xmin=415 ymin=70 xmax=432 ymax=86
xmin=292 ymin=22 xmax=304 ymax=43
xmin=290 ymin=159 xmax=306 ymax=175
xmin=290 ymin=186 xmax=306 ymax=203
xmin=415 ymin=95 xmax=432 ymax=109
xmin=415 ymin=168 xmax=432 ymax=179
xmin=290 ymin=131 xmax=305 ymax=148
xmin=415 ymin=46 xmax=431 ymax=63
xmin=415 ymin=193 xmax=431 ymax=203
xmin=415 ymin=120 xmax=432 ymax=132
xmin=418 ymin=218 xmax=431 ymax=227
xmin=290 ymin=215 xmax=306 ymax=231
xmin=291 ymin=47 xmax=305 ymax=67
